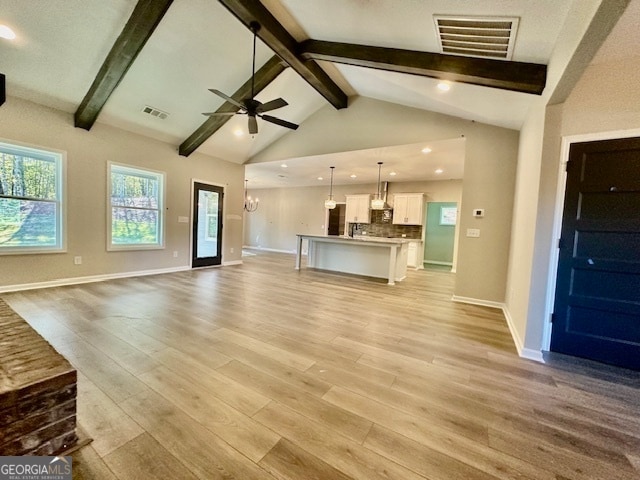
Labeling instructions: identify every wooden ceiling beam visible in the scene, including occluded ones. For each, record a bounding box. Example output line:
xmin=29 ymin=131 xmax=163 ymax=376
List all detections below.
xmin=74 ymin=0 xmax=173 ymax=130
xmin=299 ymin=40 xmax=547 ymax=95
xmin=179 ymin=55 xmax=286 ymax=157
xmin=217 ymin=0 xmax=348 ymax=109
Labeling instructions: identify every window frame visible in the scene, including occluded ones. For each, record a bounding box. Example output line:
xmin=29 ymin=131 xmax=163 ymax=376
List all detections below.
xmin=107 ymin=162 xmax=166 ymax=251
xmin=0 ymin=139 xmax=66 ymax=255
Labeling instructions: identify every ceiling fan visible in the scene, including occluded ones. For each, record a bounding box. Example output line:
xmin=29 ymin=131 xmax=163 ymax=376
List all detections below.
xmin=203 ymin=21 xmax=298 ymax=135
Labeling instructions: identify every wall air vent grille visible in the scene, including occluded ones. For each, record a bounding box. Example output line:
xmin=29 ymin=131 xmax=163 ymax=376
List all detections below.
xmin=434 ymin=15 xmax=519 ymax=60
xmin=142 ymin=105 xmax=169 ymax=120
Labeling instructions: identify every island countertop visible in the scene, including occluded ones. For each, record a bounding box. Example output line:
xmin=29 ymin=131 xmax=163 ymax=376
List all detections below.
xmin=295 ymin=234 xmax=409 ymax=284
xmin=298 ymin=234 xmax=411 ymax=245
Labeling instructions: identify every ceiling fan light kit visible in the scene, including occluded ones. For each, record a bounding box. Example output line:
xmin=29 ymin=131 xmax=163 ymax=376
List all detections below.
xmin=203 ymin=22 xmax=298 ymax=135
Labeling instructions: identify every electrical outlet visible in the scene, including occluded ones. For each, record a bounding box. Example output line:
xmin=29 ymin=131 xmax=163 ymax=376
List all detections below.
xmin=74 ymin=256 xmax=82 ymax=265
xmin=230 ymin=248 xmax=234 ymax=254
xmin=466 ymin=228 xmax=480 ymax=238
xmin=173 ymin=251 xmax=178 ymax=258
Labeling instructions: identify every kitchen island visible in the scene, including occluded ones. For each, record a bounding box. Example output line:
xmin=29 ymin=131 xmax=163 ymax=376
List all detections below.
xmin=295 ymin=234 xmax=409 ymax=285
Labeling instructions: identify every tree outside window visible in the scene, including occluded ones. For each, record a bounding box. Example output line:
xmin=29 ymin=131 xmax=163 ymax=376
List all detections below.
xmin=0 ymin=141 xmax=64 ymax=253
xmin=109 ymin=163 xmax=164 ymax=249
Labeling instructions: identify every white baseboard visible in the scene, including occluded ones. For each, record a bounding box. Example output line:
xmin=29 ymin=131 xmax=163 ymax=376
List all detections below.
xmin=223 ymin=260 xmax=243 ymax=266
xmin=452 ymin=296 xmax=544 ymax=363
xmin=424 ymin=260 xmax=454 ymax=266
xmin=521 ymin=348 xmax=545 ymax=363
xmin=451 ymin=295 xmax=504 ymax=310
xmin=0 ymin=265 xmax=191 ymax=293
xmin=501 ymin=305 xmax=545 ymax=363
xmin=243 ymin=245 xmax=297 ymax=254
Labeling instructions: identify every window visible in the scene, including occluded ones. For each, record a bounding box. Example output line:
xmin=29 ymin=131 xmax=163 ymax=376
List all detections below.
xmin=108 ymin=163 xmax=164 ymax=250
xmin=205 ymin=195 xmax=218 ymax=241
xmin=0 ymin=141 xmax=65 ymax=254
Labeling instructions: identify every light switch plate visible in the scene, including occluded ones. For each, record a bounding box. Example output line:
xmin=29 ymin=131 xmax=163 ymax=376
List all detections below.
xmin=466 ymin=228 xmax=480 ymax=238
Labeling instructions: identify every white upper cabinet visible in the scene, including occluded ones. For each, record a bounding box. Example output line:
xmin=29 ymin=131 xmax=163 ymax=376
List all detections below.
xmin=345 ymin=194 xmax=371 ymax=223
xmin=392 ymin=193 xmax=424 ymax=225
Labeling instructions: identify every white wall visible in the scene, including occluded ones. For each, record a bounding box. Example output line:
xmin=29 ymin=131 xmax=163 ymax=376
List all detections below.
xmin=504 ymin=100 xmax=546 ymax=352
xmin=250 ymin=97 xmax=519 ymax=304
xmin=0 ymin=97 xmax=245 ymax=290
xmin=244 ymin=180 xmax=462 ymax=252
xmin=524 ymin=55 xmax=640 ymax=353
xmin=502 ymin=0 xmax=629 ymax=358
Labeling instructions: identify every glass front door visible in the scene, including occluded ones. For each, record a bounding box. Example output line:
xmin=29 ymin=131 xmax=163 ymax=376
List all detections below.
xmin=192 ymin=182 xmax=223 ymax=267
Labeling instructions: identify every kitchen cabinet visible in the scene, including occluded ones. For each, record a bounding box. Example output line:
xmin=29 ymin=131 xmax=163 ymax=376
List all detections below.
xmin=407 ymin=241 xmax=424 ymax=268
xmin=392 ymin=193 xmax=424 ymax=225
xmin=345 ymin=194 xmax=371 ymax=224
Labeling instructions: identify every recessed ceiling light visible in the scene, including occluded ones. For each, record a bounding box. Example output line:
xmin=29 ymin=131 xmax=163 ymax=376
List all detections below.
xmin=437 ymin=82 xmax=451 ymax=92
xmin=0 ymin=25 xmax=16 ymax=40
xmin=350 ymin=174 xmax=357 ymax=178
xmin=435 ymin=169 xmax=444 ymax=174
xmin=317 ymin=176 xmax=323 ymax=181
xmin=281 ymin=163 xmax=288 ymax=168
xmin=389 ymin=172 xmax=397 ymax=176
xmin=233 ymin=129 xmax=243 ymax=137
xmin=421 ymin=147 xmax=432 ymax=154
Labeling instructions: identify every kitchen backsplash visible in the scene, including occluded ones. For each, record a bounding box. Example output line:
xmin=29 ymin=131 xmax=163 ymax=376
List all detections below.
xmin=352 ymin=210 xmax=422 ymax=239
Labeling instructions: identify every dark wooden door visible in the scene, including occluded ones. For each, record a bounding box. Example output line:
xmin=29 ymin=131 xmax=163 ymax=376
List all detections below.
xmin=550 ymin=137 xmax=640 ymax=369
xmin=327 ymin=204 xmax=345 ymax=236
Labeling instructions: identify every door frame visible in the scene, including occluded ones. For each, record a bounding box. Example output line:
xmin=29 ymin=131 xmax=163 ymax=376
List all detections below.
xmin=323 ymin=202 xmax=346 ymax=236
xmin=189 ymin=179 xmax=226 ymax=268
xmin=542 ymin=127 xmax=640 ymax=352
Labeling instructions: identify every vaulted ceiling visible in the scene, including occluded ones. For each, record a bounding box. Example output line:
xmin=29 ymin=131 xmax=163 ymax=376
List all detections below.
xmin=0 ymin=0 xmax=614 ymax=174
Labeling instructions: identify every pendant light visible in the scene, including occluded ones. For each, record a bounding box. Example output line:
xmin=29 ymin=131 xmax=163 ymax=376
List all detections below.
xmin=371 ymin=162 xmax=385 ymax=210
xmin=244 ymin=179 xmax=259 ymax=212
xmin=324 ymin=166 xmax=336 ymax=209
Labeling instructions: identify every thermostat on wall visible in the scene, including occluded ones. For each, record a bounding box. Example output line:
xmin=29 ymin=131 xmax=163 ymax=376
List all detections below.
xmin=473 ymin=209 xmax=485 ymax=218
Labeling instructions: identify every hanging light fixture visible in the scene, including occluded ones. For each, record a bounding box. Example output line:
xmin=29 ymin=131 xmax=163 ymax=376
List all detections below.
xmin=244 ymin=179 xmax=259 ymax=212
xmin=371 ymin=162 xmax=385 ymax=210
xmin=324 ymin=166 xmax=336 ymax=209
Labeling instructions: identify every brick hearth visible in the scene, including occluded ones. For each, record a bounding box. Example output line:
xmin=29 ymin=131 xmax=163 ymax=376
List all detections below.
xmin=0 ymin=299 xmax=77 ymax=455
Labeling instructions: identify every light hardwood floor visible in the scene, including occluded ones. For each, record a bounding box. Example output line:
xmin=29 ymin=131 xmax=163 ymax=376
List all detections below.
xmin=3 ymin=251 xmax=640 ymax=480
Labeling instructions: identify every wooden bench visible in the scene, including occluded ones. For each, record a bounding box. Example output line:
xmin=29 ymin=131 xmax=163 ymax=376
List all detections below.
xmin=0 ymin=299 xmax=77 ymax=455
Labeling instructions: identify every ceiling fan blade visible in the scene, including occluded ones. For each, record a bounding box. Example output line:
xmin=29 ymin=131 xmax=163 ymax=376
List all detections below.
xmin=202 ymin=111 xmax=237 ymax=116
xmin=256 ymin=98 xmax=288 ymax=113
xmin=261 ymin=114 xmax=299 ymax=130
xmin=248 ymin=115 xmax=258 ymax=135
xmin=208 ymin=89 xmax=244 ymax=109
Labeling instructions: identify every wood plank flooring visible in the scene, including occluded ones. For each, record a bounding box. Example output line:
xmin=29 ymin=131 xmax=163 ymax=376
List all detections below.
xmin=3 ymin=251 xmax=640 ymax=480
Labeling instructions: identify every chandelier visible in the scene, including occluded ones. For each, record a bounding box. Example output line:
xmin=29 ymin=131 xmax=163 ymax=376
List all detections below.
xmin=244 ymin=179 xmax=259 ymax=212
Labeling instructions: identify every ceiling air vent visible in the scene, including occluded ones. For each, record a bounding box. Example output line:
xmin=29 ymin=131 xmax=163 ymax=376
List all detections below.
xmin=434 ymin=15 xmax=519 ymax=60
xmin=142 ymin=105 xmax=169 ymax=120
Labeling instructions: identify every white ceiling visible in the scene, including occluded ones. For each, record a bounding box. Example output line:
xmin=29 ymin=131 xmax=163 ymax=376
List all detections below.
xmin=1 ymin=0 xmax=626 ymax=183
xmin=247 ymin=137 xmax=466 ymax=188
